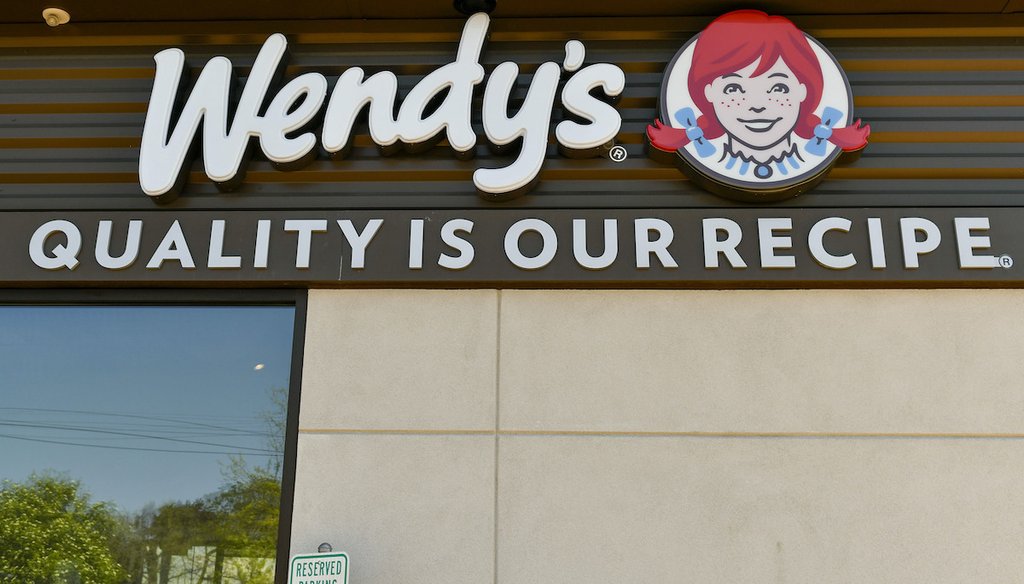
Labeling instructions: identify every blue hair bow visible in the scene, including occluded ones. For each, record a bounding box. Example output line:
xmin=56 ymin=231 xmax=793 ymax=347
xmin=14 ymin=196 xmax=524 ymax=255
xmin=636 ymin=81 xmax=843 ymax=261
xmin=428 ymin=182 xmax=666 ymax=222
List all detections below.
xmin=674 ymin=107 xmax=715 ymax=158
xmin=806 ymin=106 xmax=843 ymax=157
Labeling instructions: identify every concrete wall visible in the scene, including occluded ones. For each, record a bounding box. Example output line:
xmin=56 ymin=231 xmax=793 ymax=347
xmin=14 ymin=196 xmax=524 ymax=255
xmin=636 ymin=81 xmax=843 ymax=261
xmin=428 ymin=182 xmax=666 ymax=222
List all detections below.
xmin=291 ymin=289 xmax=1024 ymax=583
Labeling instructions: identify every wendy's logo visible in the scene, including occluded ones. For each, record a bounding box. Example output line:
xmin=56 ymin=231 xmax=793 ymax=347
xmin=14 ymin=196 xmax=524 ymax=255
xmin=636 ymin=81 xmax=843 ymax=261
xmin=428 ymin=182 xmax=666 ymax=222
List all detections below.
xmin=648 ymin=10 xmax=870 ymax=202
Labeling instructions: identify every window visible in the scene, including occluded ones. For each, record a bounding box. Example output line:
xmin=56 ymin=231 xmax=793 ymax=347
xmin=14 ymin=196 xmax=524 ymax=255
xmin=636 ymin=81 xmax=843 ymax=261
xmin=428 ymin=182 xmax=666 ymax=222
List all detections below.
xmin=0 ymin=293 xmax=302 ymax=584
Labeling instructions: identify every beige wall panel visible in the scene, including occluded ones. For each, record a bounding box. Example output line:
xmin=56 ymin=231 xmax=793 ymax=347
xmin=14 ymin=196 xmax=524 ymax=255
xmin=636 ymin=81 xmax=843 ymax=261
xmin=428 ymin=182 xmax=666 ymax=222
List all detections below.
xmin=499 ymin=289 xmax=1024 ymax=433
xmin=290 ymin=433 xmax=495 ymax=584
xmin=497 ymin=436 xmax=1024 ymax=584
xmin=301 ymin=289 xmax=498 ymax=430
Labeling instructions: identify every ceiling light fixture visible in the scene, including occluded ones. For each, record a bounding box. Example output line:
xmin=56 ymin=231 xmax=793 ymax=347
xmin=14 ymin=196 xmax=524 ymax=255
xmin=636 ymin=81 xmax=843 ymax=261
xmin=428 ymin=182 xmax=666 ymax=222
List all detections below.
xmin=42 ymin=8 xmax=71 ymax=27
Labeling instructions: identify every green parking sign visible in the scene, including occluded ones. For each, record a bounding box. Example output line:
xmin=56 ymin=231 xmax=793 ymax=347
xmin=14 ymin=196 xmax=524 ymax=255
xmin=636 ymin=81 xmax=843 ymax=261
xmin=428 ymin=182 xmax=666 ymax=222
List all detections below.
xmin=288 ymin=552 xmax=349 ymax=584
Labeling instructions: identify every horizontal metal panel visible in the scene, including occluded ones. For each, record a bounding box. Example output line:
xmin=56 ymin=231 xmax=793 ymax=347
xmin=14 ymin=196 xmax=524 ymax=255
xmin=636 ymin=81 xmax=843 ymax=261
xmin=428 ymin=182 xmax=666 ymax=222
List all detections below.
xmin=2 ymin=0 xmax=1016 ymax=26
xmin=1 ymin=16 xmax=1024 ymax=211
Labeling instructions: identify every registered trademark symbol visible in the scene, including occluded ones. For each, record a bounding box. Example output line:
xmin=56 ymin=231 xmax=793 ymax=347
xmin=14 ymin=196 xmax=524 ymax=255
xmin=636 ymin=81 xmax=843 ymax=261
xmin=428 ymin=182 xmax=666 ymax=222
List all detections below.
xmin=998 ymin=254 xmax=1014 ymax=269
xmin=609 ymin=145 xmax=628 ymax=163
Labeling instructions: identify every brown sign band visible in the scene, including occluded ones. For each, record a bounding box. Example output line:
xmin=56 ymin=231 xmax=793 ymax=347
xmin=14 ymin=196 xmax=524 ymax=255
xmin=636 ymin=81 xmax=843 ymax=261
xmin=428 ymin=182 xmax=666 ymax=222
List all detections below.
xmin=3 ymin=209 xmax=1019 ymax=287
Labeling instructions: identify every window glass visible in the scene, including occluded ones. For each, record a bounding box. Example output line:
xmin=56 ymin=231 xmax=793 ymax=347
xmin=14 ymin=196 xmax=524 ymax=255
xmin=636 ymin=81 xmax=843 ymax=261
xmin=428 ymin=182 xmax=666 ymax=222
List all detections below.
xmin=0 ymin=305 xmax=295 ymax=584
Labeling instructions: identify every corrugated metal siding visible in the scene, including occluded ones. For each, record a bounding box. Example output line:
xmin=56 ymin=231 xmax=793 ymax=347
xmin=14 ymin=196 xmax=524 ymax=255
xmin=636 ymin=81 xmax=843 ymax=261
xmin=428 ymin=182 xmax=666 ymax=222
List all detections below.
xmin=0 ymin=16 xmax=1022 ymax=211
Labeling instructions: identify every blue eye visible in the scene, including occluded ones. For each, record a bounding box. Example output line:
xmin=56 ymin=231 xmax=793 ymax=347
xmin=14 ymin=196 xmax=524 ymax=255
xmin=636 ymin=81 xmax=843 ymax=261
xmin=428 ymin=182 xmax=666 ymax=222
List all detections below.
xmin=723 ymin=83 xmax=745 ymax=95
xmin=768 ymin=83 xmax=790 ymax=94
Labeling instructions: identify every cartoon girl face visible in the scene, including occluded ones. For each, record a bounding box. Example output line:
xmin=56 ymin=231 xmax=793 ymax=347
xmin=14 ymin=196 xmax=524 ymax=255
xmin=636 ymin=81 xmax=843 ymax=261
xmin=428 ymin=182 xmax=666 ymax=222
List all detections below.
xmin=703 ymin=57 xmax=808 ymax=150
xmin=647 ymin=9 xmax=870 ymax=201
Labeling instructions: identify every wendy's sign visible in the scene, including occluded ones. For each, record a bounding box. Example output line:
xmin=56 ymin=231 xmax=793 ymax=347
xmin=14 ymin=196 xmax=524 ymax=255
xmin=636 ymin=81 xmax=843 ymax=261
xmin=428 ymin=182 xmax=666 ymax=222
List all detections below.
xmin=648 ymin=10 xmax=870 ymax=202
xmin=137 ymin=10 xmax=871 ymax=205
xmin=10 ymin=11 xmax=1024 ymax=288
xmin=138 ymin=13 xmax=625 ymax=203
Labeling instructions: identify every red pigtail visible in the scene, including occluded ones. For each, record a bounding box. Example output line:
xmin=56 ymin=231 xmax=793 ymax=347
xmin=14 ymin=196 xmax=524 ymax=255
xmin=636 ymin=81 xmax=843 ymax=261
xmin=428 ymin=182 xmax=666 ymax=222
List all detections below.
xmin=646 ymin=119 xmax=692 ymax=152
xmin=828 ymin=119 xmax=871 ymax=152
xmin=806 ymin=114 xmax=870 ymax=152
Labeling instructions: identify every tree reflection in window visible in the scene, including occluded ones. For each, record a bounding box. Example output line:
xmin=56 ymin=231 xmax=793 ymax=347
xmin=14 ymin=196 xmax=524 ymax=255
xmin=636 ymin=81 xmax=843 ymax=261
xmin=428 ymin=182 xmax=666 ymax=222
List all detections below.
xmin=0 ymin=306 xmax=294 ymax=584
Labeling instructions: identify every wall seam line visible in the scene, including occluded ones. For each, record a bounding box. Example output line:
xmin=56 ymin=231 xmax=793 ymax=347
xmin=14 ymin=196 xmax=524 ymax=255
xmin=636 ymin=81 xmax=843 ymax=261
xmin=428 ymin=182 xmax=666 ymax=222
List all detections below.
xmin=493 ymin=289 xmax=502 ymax=584
xmin=296 ymin=428 xmax=1024 ymax=440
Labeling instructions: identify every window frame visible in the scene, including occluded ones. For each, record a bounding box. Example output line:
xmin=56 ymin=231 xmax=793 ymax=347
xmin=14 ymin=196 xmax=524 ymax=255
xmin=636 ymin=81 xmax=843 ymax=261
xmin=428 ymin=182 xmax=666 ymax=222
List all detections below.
xmin=0 ymin=288 xmax=307 ymax=584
